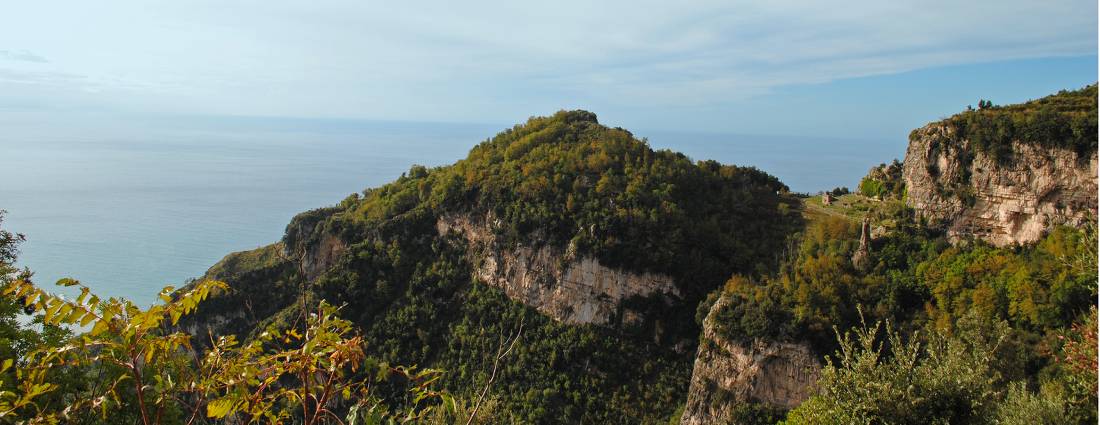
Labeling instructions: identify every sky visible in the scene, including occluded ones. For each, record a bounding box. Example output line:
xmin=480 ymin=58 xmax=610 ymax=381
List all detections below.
xmin=0 ymin=0 xmax=1096 ymax=140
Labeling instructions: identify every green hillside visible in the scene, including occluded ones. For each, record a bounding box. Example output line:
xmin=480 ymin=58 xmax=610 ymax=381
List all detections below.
xmin=180 ymin=110 xmax=802 ymax=423
xmin=1 ymin=98 xmax=1094 ymax=424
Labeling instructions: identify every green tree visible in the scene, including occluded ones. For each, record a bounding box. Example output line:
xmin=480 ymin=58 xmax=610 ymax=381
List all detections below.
xmin=2 ymin=277 xmax=460 ymax=424
xmin=784 ymin=312 xmax=1076 ymax=425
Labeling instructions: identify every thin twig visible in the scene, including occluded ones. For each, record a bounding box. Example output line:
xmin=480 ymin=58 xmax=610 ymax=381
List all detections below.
xmin=466 ymin=319 xmax=523 ymax=425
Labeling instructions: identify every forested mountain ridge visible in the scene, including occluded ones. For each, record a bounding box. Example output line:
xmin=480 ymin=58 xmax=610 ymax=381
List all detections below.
xmin=904 ymin=85 xmax=1098 ymax=246
xmin=177 ymin=110 xmax=803 ymax=423
xmin=680 ymin=86 xmax=1098 ymax=425
xmin=1 ymin=88 xmax=1095 ymax=424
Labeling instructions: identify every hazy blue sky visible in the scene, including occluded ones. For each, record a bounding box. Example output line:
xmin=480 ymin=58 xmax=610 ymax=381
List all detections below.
xmin=0 ymin=1 xmax=1096 ymax=139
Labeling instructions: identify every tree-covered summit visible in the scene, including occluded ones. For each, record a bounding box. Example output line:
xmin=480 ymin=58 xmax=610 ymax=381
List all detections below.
xmin=330 ymin=109 xmax=799 ymax=297
xmin=179 ymin=110 xmax=806 ymax=423
xmin=933 ymin=84 xmax=1098 ymax=161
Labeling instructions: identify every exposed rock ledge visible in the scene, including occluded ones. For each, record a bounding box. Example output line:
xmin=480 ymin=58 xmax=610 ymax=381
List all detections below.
xmin=282 ymin=208 xmax=348 ymax=281
xmin=904 ymin=123 xmax=1098 ymax=246
xmin=436 ymin=213 xmax=679 ymax=326
xmin=680 ymin=296 xmax=819 ymax=425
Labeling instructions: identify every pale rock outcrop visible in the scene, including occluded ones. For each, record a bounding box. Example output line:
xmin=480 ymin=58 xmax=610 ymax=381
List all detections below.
xmin=904 ymin=123 xmax=1098 ymax=246
xmin=680 ymin=297 xmax=820 ymax=425
xmin=282 ymin=208 xmax=348 ymax=281
xmin=437 ymin=213 xmax=679 ymax=326
xmin=851 ymin=217 xmax=871 ymax=272
xmin=297 ymin=233 xmax=346 ymax=281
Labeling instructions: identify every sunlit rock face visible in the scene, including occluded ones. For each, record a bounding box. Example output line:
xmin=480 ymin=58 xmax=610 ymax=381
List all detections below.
xmin=437 ymin=213 xmax=679 ymax=326
xmin=904 ymin=123 xmax=1098 ymax=246
xmin=679 ymin=296 xmax=820 ymax=425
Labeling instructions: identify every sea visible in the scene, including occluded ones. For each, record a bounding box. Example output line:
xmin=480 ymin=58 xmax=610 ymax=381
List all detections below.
xmin=0 ymin=115 xmax=900 ymax=306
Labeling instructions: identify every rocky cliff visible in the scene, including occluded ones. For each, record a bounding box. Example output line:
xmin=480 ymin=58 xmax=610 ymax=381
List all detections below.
xmin=680 ymin=296 xmax=820 ymax=425
xmin=904 ymin=122 xmax=1097 ymax=246
xmin=176 ymin=110 xmax=800 ymax=422
xmin=281 ymin=206 xmax=348 ymax=281
xmin=437 ymin=212 xmax=680 ymax=326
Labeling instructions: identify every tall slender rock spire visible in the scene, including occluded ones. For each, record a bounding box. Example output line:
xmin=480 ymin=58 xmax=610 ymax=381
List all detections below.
xmin=851 ymin=217 xmax=871 ymax=272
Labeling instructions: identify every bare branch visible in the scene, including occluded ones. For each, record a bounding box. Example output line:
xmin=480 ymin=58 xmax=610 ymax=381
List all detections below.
xmin=466 ymin=318 xmax=523 ymax=425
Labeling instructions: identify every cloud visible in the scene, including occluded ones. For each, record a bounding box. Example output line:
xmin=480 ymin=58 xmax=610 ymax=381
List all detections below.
xmin=0 ymin=50 xmax=47 ymax=63
xmin=0 ymin=0 xmax=1094 ymax=125
xmin=0 ymin=68 xmax=82 ymax=85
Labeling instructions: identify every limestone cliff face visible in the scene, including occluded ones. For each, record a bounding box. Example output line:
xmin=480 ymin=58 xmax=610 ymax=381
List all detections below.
xmin=680 ymin=296 xmax=819 ymax=425
xmin=904 ymin=123 xmax=1098 ymax=246
xmin=296 ymin=233 xmax=346 ymax=280
xmin=282 ymin=207 xmax=348 ymax=281
xmin=437 ymin=213 xmax=680 ymax=326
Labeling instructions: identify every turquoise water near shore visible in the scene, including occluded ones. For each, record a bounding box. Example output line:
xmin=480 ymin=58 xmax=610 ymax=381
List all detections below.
xmin=0 ymin=116 xmax=898 ymax=305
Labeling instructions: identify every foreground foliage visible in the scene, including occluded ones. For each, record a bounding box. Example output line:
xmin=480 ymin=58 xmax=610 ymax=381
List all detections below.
xmin=1 ymin=278 xmax=457 ymax=424
xmin=783 ymin=312 xmax=1093 ymax=425
xmin=0 ymin=215 xmax=463 ymax=424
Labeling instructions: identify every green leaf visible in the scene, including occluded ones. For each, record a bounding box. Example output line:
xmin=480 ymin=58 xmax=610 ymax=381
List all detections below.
xmin=206 ymin=398 xmax=236 ymax=419
xmin=65 ymin=306 xmax=84 ymax=323
xmin=43 ymin=301 xmax=61 ymax=323
xmin=80 ymin=311 xmax=97 ymax=327
xmin=56 ymin=278 xmax=79 ymax=287
xmin=56 ymin=304 xmax=73 ymax=324
xmin=90 ymin=320 xmax=109 ymax=337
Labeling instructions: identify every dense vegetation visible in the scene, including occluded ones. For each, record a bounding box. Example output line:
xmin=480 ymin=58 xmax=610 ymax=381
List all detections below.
xmin=857 ymin=160 xmax=904 ymax=200
xmin=303 ymin=222 xmax=692 ymax=423
xmin=939 ymin=84 xmax=1098 ymax=161
xmin=706 ymin=192 xmax=1097 ymax=423
xmin=3 ymin=101 xmax=1095 ymax=424
xmin=0 ymin=213 xmax=476 ymax=424
xmin=785 ymin=309 xmax=1097 ymax=424
xmin=340 ymin=110 xmax=799 ymax=295
xmin=449 ymin=111 xmax=797 ymax=282
xmin=178 ymin=110 xmax=801 ymax=423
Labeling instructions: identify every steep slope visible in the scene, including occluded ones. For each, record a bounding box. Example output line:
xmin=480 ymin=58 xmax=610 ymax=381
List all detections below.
xmin=680 ymin=295 xmax=819 ymax=425
xmin=436 ymin=212 xmax=679 ymax=325
xmin=903 ymin=85 xmax=1098 ymax=246
xmin=678 ymin=86 xmax=1099 ymax=425
xmin=181 ymin=110 xmax=801 ymax=423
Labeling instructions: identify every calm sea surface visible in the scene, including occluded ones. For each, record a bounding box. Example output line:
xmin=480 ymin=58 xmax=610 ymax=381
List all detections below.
xmin=0 ymin=116 xmax=899 ymax=306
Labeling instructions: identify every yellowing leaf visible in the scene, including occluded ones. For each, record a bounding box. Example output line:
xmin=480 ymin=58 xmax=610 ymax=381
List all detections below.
xmin=90 ymin=320 xmax=109 ymax=337
xmin=206 ymin=398 xmax=236 ymax=418
xmin=77 ymin=287 xmax=90 ymax=304
xmin=80 ymin=312 xmax=96 ymax=327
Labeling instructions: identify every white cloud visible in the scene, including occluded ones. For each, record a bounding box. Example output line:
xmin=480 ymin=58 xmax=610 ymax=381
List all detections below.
xmin=0 ymin=50 xmax=48 ymax=63
xmin=0 ymin=0 xmax=1094 ymax=125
